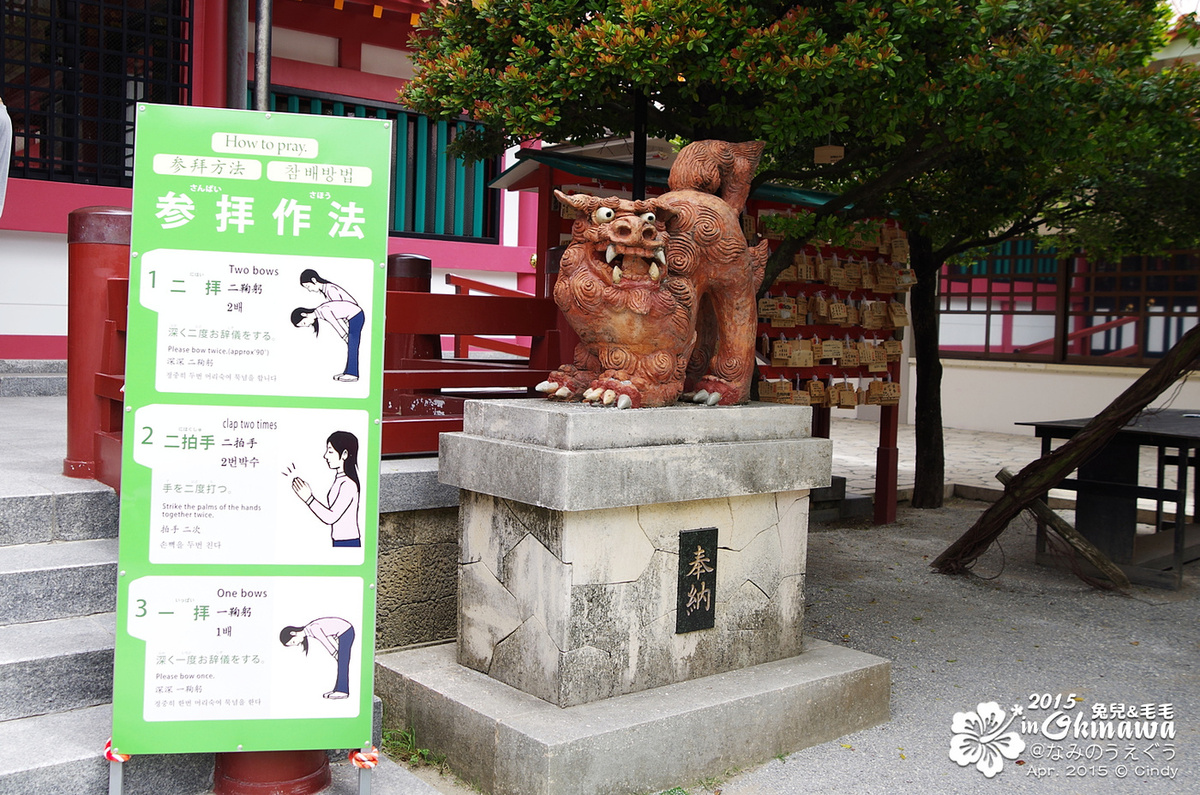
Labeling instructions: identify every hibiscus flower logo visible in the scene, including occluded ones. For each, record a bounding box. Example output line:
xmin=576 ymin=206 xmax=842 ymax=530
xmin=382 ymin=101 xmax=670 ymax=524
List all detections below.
xmin=949 ymin=702 xmax=1026 ymax=778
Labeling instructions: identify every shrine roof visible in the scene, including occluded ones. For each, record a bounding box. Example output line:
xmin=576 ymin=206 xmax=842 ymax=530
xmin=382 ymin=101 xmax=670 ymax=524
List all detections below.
xmin=491 ymin=148 xmax=839 ymax=210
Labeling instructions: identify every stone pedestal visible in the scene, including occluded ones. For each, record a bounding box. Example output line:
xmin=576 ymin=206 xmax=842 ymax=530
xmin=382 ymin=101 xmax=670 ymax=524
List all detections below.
xmin=379 ymin=400 xmax=890 ymax=794
xmin=438 ymin=400 xmax=830 ymax=707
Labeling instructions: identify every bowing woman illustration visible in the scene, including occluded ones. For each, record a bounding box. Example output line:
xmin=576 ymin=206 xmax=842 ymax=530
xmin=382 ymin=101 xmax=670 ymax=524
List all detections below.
xmin=279 ymin=617 xmax=355 ymax=699
xmin=291 ymin=431 xmax=362 ymax=548
xmin=291 ymin=269 xmax=365 ymax=382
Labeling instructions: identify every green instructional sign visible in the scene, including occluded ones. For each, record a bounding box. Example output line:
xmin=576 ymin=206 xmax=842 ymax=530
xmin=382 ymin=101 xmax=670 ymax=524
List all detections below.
xmin=111 ymin=104 xmax=391 ymax=754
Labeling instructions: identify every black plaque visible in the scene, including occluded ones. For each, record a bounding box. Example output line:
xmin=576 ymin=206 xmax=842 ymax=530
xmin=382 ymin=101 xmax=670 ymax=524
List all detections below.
xmin=676 ymin=527 xmax=718 ymax=633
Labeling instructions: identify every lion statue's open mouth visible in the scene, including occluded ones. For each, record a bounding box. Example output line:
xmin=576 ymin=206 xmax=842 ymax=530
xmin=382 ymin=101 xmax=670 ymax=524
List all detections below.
xmin=583 ymin=205 xmax=669 ymax=287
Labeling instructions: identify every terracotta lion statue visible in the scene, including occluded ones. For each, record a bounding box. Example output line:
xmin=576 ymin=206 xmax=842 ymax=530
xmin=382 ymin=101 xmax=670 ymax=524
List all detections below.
xmin=537 ymin=140 xmax=769 ymax=408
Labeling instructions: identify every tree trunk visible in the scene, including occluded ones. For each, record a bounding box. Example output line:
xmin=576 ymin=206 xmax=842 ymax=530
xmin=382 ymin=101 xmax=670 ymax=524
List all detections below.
xmin=908 ymin=231 xmax=945 ymax=508
xmin=932 ymin=322 xmax=1200 ymax=574
xmin=759 ymin=235 xmax=802 ymax=297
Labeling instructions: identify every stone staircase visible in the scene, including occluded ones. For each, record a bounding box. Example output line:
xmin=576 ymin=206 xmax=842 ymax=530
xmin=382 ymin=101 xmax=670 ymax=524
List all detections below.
xmin=0 ymin=480 xmax=219 ymax=794
xmin=0 ymin=360 xmax=68 ymax=397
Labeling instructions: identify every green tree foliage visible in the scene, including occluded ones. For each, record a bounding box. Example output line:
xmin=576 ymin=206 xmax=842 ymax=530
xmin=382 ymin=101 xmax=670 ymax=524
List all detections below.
xmin=402 ymin=0 xmax=1200 ymax=508
xmin=404 ymin=0 xmax=1195 ymax=206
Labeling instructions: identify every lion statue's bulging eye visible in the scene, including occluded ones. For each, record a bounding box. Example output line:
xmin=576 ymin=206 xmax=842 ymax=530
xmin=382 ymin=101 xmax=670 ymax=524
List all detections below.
xmin=593 ymin=207 xmax=615 ymax=223
xmin=640 ymin=212 xmax=656 ymax=224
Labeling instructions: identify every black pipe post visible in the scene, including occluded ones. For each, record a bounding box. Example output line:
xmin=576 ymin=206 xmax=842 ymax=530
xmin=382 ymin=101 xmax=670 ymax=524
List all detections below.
xmin=253 ymin=0 xmax=272 ymax=111
xmin=632 ymin=90 xmax=647 ymax=200
xmin=227 ymin=0 xmax=248 ymax=109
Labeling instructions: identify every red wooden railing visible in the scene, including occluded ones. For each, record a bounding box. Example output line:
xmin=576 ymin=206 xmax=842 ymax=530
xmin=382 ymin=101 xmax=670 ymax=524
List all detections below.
xmin=1014 ymin=315 xmax=1138 ymax=356
xmin=445 ymin=273 xmax=537 ymax=358
xmin=380 ymin=289 xmax=561 ymax=456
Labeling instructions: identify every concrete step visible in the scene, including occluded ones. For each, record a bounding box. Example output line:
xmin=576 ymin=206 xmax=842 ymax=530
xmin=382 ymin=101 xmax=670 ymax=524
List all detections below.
xmin=0 ymin=700 xmax=430 ymax=795
xmin=0 ymin=488 xmax=119 ymax=547
xmin=837 ymin=493 xmax=874 ymax=521
xmin=810 ymin=475 xmax=847 ymax=505
xmin=0 ymin=360 xmax=67 ymax=374
xmin=0 ymin=613 xmax=115 ymax=721
xmin=0 ymin=539 xmax=118 ymax=624
xmin=0 ymin=372 xmax=68 ymax=397
xmin=0 ymin=704 xmax=213 ymax=795
xmin=810 ymin=493 xmax=874 ymax=525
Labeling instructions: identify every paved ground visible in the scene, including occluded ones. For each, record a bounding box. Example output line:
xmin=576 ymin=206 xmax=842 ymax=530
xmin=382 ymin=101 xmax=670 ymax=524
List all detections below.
xmin=829 ymin=416 xmax=1043 ymax=499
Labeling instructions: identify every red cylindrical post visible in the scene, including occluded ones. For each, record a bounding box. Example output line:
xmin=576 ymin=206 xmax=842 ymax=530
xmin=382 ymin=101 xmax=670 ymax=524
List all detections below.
xmin=384 ymin=253 xmax=439 ymax=416
xmin=64 ymin=206 xmax=131 ymax=478
xmin=212 ymin=750 xmax=331 ymax=795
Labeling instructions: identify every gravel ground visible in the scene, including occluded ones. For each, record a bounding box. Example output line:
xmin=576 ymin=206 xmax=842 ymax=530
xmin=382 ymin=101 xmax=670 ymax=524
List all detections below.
xmin=709 ymin=498 xmax=1199 ymax=795
xmin=404 ymin=498 xmax=1199 ymax=795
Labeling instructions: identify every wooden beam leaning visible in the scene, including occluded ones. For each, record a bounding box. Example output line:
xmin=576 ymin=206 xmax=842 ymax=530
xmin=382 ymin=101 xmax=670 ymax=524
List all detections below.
xmin=996 ymin=467 xmax=1131 ymax=591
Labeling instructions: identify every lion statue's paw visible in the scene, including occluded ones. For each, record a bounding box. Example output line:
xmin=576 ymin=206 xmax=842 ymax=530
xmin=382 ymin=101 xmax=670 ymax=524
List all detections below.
xmin=686 ymin=377 xmax=747 ymax=407
xmin=536 ymin=365 xmax=593 ymax=401
xmin=580 ymin=375 xmax=642 ymax=409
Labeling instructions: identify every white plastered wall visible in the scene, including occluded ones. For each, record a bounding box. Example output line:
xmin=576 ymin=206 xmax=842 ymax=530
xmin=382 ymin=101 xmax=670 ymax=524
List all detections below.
xmin=0 ymin=230 xmax=68 ymax=342
xmin=908 ymin=357 xmax=1200 ymax=435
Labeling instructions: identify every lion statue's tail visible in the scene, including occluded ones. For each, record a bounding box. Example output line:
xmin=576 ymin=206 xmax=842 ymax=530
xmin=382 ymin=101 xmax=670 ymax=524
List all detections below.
xmin=668 ymin=140 xmax=765 ymax=216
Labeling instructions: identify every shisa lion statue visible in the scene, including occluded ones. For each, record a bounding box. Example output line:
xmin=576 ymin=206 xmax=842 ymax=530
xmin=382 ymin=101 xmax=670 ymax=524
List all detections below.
xmin=537 ymin=140 xmax=769 ymax=409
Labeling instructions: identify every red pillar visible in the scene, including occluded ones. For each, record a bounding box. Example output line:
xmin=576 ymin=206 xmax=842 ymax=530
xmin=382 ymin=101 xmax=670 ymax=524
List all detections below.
xmin=533 ymin=166 xmax=556 ymax=300
xmin=874 ymin=403 xmax=900 ymax=525
xmin=64 ymin=206 xmax=131 ymax=478
xmin=212 ymin=750 xmax=330 ymax=795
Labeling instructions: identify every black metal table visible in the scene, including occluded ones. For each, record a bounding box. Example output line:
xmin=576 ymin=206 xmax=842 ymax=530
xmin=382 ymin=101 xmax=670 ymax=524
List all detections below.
xmin=1018 ymin=409 xmax=1200 ymax=589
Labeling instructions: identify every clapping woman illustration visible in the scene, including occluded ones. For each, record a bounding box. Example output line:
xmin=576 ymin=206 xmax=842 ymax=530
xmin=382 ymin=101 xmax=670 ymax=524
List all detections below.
xmin=291 ymin=431 xmax=361 ymax=548
xmin=291 ymin=269 xmax=365 ymax=382
xmin=279 ymin=616 xmax=355 ymax=699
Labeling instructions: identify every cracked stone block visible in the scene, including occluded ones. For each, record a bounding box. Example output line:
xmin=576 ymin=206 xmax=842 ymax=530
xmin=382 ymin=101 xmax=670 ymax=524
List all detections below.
xmin=561 ymin=506 xmax=654 ymax=585
xmin=447 ymin=403 xmax=824 ymax=707
xmin=459 ymin=490 xmax=493 ymax=566
xmin=501 ymin=497 xmax=566 ymax=558
xmin=768 ymin=573 xmax=807 ymax=653
xmin=458 ymin=560 xmax=522 ymax=673
xmin=488 ymin=616 xmax=562 ymax=704
xmin=778 ymin=490 xmax=810 ymax=578
xmin=736 ymin=525 xmax=785 ymax=600
xmin=727 ymin=578 xmax=772 ymax=631
xmin=726 ymin=492 xmax=782 ymax=551
xmin=458 ymin=487 xmax=813 ymax=705
xmin=502 ymin=533 xmax=571 ymax=650
xmin=460 ymin=492 xmax=528 ymax=580
xmin=567 ymin=549 xmax=677 ymax=654
xmin=635 ymin=498 xmax=734 ymax=553
xmin=559 ymin=645 xmax=617 ymax=706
